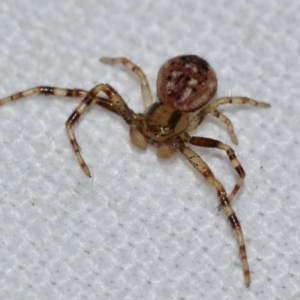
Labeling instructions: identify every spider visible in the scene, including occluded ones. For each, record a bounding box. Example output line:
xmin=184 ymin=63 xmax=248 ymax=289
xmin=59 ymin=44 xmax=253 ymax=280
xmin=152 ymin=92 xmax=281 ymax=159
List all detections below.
xmin=0 ymin=55 xmax=270 ymax=286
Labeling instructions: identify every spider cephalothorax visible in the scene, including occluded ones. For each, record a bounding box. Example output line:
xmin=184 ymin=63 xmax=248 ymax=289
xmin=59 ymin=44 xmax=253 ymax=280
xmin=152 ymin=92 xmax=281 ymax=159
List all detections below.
xmin=0 ymin=55 xmax=270 ymax=286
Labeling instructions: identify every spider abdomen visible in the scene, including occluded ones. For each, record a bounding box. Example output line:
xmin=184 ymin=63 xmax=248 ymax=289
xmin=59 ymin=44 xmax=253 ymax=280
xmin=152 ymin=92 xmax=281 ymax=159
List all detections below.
xmin=157 ymin=55 xmax=217 ymax=112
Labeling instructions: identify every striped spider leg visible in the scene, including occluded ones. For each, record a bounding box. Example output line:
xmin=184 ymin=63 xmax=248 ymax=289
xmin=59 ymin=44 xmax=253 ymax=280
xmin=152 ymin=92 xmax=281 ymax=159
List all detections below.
xmin=180 ymin=132 xmax=250 ymax=285
xmin=0 ymin=57 xmax=154 ymax=176
xmin=187 ymin=97 xmax=270 ymax=203
xmin=0 ymin=86 xmax=122 ymax=176
xmin=0 ymin=55 xmax=270 ymax=287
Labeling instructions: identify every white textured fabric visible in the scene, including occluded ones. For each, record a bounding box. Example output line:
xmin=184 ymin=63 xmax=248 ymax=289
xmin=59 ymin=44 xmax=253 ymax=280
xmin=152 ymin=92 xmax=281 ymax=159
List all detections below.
xmin=0 ymin=1 xmax=299 ymax=299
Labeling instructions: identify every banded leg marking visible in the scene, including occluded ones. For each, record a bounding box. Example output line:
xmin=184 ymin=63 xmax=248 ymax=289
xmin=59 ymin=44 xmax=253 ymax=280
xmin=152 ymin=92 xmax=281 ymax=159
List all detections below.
xmin=66 ymin=83 xmax=134 ymax=176
xmin=210 ymin=110 xmax=238 ymax=144
xmin=0 ymin=85 xmax=131 ymax=177
xmin=178 ymin=143 xmax=250 ymax=286
xmin=0 ymin=86 xmax=87 ymax=106
xmin=187 ymin=96 xmax=270 ymax=141
xmin=208 ymin=97 xmax=270 ymax=110
xmin=0 ymin=85 xmax=119 ymax=114
xmin=186 ymin=135 xmax=246 ymax=203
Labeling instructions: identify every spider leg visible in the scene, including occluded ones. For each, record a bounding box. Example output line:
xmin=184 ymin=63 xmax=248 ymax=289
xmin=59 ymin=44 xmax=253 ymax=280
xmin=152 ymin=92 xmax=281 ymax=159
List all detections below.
xmin=0 ymin=85 xmax=118 ymax=114
xmin=187 ymin=97 xmax=270 ymax=143
xmin=0 ymin=85 xmax=132 ymax=177
xmin=208 ymin=96 xmax=270 ymax=109
xmin=100 ymin=57 xmax=154 ymax=109
xmin=0 ymin=86 xmax=88 ymax=106
xmin=66 ymin=83 xmax=134 ymax=177
xmin=178 ymin=140 xmax=250 ymax=286
xmin=188 ymin=109 xmax=238 ymax=144
xmin=184 ymin=134 xmax=245 ymax=203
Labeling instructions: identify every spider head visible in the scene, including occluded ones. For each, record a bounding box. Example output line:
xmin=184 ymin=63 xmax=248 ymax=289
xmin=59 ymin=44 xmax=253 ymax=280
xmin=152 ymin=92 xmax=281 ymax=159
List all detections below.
xmin=142 ymin=102 xmax=189 ymax=142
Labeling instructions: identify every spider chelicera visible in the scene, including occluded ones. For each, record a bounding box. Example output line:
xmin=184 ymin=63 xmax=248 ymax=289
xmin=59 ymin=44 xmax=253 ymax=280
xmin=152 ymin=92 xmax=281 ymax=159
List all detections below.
xmin=0 ymin=55 xmax=270 ymax=286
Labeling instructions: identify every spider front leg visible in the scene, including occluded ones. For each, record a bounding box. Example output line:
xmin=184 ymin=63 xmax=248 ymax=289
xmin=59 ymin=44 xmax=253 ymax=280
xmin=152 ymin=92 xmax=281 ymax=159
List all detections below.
xmin=184 ymin=134 xmax=245 ymax=203
xmin=0 ymin=86 xmax=90 ymax=106
xmin=100 ymin=56 xmax=154 ymax=109
xmin=0 ymin=85 xmax=119 ymax=114
xmin=188 ymin=97 xmax=270 ymax=144
xmin=66 ymin=83 xmax=134 ymax=177
xmin=178 ymin=140 xmax=250 ymax=286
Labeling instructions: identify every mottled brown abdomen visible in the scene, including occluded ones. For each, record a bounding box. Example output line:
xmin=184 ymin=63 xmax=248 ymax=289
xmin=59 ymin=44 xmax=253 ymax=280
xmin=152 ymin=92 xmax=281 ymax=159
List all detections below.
xmin=157 ymin=55 xmax=217 ymax=112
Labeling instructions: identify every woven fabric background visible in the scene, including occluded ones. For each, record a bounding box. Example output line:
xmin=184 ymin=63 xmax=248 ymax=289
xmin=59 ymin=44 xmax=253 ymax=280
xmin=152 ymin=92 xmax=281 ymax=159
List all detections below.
xmin=0 ymin=1 xmax=299 ymax=299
